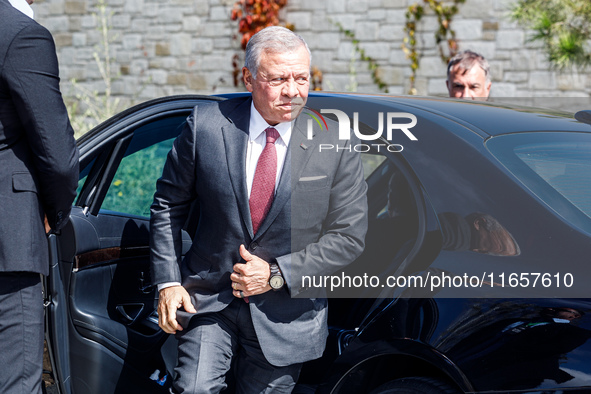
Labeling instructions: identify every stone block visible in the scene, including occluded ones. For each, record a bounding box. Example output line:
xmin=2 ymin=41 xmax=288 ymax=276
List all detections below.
xmin=188 ymin=74 xmax=208 ymax=90
xmin=557 ymin=73 xmax=587 ymax=91
xmin=488 ymin=61 xmax=502 ymax=81
xmin=379 ymin=24 xmax=404 ymax=41
xmin=385 ymin=9 xmax=406 ymax=24
xmin=496 ymin=30 xmax=524 ymax=49
xmin=200 ymin=22 xmax=231 ymax=37
xmin=375 ymin=67 xmax=403 ymax=85
xmin=460 ymin=0 xmax=494 ymax=18
xmin=417 ymin=56 xmax=446 ymax=77
xmin=123 ymin=0 xmax=144 ymax=13
xmin=301 ymin=0 xmax=325 ymax=10
xmin=362 ymin=43 xmax=391 ymax=60
xmin=81 ymin=15 xmax=97 ymax=29
xmin=327 ymin=0 xmax=346 ymax=13
xmin=64 ymin=1 xmax=86 ymax=15
xmin=49 ymin=1 xmax=65 ymax=15
xmin=306 ymin=33 xmax=341 ymax=50
xmin=490 ymin=82 xmax=516 ymax=97
xmin=54 ymin=33 xmax=73 ymax=47
xmin=383 ymin=0 xmax=407 ymax=8
xmin=210 ymin=6 xmax=229 ymax=21
xmin=194 ymin=0 xmax=210 ymax=16
xmin=427 ymin=77 xmax=449 ymax=96
xmin=529 ymin=71 xmax=556 ymax=90
xmin=167 ymin=73 xmax=188 ymax=85
xmin=453 ymin=19 xmax=482 ymax=40
xmin=482 ymin=31 xmax=496 ymax=41
xmin=337 ymin=42 xmax=356 ymax=60
xmin=123 ymin=35 xmax=143 ymax=50
xmin=389 ymin=49 xmax=409 ymax=66
xmin=483 ymin=21 xmax=499 ymax=30
xmin=170 ymin=34 xmax=192 ymax=56
xmin=367 ymin=9 xmax=386 ymax=20
xmin=511 ymin=50 xmax=536 ymax=71
xmin=150 ymin=69 xmax=168 ymax=85
xmin=354 ymin=21 xmax=379 ymax=41
xmin=111 ymin=15 xmax=131 ymax=29
xmin=44 ymin=16 xmax=69 ymax=33
xmin=155 ymin=43 xmax=171 ymax=56
xmin=289 ymin=12 xmax=312 ymax=30
xmin=149 ymin=57 xmax=178 ymax=69
xmin=72 ymin=33 xmax=86 ymax=47
xmin=158 ymin=8 xmax=184 ymax=24
xmin=347 ymin=0 xmax=369 ymax=13
xmin=504 ymin=72 xmax=528 ymax=83
xmin=194 ymin=38 xmax=214 ymax=53
xmin=329 ymin=15 xmax=356 ymax=31
xmin=182 ymin=16 xmax=201 ymax=31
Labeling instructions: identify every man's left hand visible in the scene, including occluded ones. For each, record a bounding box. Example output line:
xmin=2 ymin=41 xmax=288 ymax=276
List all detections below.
xmin=231 ymin=245 xmax=272 ymax=298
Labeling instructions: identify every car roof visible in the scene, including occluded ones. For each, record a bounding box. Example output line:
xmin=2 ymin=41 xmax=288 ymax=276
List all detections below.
xmin=304 ymin=92 xmax=591 ymax=137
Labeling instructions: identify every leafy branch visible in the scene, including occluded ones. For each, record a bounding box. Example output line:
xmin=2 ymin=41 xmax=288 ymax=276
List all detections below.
xmin=333 ymin=21 xmax=389 ymax=93
xmin=402 ymin=0 xmax=465 ymax=94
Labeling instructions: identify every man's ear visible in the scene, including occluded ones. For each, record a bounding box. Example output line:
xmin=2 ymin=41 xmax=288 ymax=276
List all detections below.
xmin=243 ymin=67 xmax=254 ymax=92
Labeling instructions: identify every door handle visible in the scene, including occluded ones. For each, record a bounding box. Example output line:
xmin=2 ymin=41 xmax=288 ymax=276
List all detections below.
xmin=116 ymin=303 xmax=144 ymax=324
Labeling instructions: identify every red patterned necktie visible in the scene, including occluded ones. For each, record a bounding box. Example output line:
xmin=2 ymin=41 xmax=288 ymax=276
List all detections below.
xmin=249 ymin=127 xmax=279 ymax=235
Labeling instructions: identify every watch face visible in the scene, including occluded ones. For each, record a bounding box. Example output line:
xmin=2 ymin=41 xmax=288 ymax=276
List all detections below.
xmin=270 ymin=276 xmax=284 ymax=289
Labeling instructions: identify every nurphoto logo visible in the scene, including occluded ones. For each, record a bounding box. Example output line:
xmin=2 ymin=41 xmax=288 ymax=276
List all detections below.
xmin=306 ymin=109 xmax=418 ymax=152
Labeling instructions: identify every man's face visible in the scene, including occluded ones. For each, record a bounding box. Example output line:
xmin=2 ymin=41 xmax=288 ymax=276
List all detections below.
xmin=243 ymin=45 xmax=310 ymax=125
xmin=447 ymin=65 xmax=491 ymax=99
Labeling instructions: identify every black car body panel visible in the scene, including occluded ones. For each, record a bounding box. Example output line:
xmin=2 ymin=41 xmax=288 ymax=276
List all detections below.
xmin=46 ymin=93 xmax=591 ymax=393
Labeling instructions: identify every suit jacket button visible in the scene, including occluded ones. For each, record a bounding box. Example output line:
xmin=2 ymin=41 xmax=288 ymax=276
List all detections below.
xmin=250 ymin=242 xmax=258 ymax=251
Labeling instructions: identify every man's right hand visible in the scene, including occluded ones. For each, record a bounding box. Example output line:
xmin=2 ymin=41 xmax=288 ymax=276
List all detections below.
xmin=157 ymin=285 xmax=196 ymax=334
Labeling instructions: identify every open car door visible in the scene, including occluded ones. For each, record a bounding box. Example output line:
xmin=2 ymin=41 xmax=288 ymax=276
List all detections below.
xmin=45 ymin=96 xmax=223 ymax=394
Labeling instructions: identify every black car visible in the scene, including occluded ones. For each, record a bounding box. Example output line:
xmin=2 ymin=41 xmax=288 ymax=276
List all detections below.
xmin=45 ymin=93 xmax=591 ymax=393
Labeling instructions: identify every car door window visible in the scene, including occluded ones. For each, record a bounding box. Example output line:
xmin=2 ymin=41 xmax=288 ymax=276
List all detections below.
xmin=83 ymin=115 xmax=187 ymax=217
xmin=101 ymin=137 xmax=174 ymax=217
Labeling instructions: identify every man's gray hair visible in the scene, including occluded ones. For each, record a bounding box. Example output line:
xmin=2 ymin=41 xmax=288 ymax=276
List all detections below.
xmin=244 ymin=26 xmax=311 ymax=78
xmin=447 ymin=50 xmax=490 ymax=82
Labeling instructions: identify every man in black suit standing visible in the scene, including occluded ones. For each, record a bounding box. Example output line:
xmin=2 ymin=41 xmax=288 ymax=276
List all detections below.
xmin=0 ymin=0 xmax=79 ymax=392
xmin=151 ymin=26 xmax=368 ymax=393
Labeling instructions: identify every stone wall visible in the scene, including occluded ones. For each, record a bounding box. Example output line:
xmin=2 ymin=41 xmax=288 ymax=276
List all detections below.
xmin=32 ymin=0 xmax=590 ymax=112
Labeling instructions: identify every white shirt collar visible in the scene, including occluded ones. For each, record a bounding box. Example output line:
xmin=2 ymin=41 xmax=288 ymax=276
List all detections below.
xmin=248 ymin=101 xmax=291 ymax=146
xmin=9 ymin=0 xmax=34 ymax=19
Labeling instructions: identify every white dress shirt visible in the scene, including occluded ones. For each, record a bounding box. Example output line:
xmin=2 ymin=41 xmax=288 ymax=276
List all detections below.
xmin=158 ymin=102 xmax=293 ymax=292
xmin=246 ymin=101 xmax=291 ymax=196
xmin=9 ymin=0 xmax=34 ymax=19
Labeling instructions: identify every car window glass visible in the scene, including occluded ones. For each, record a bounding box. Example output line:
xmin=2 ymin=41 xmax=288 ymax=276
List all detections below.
xmin=487 ymin=132 xmax=591 ymax=234
xmin=101 ymin=137 xmax=175 ymax=217
xmin=98 ymin=115 xmax=186 ymax=217
xmin=361 ymin=153 xmax=387 ymax=179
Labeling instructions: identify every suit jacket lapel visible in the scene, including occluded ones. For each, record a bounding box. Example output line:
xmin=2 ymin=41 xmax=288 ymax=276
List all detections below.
xmin=221 ymin=99 xmax=254 ymax=239
xmin=254 ymin=112 xmax=316 ymax=238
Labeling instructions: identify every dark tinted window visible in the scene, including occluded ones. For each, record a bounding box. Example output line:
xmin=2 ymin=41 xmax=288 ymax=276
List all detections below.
xmin=487 ymin=132 xmax=591 ymax=234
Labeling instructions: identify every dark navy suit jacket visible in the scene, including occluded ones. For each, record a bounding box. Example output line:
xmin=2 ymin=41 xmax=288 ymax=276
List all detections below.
xmin=0 ymin=0 xmax=78 ymax=275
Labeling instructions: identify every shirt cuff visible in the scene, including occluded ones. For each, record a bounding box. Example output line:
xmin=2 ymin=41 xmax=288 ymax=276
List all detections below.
xmin=157 ymin=281 xmax=181 ymax=292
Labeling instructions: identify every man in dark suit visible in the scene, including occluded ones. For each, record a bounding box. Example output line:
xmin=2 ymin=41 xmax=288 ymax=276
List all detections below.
xmin=150 ymin=26 xmax=368 ymax=393
xmin=0 ymin=1 xmax=79 ymax=392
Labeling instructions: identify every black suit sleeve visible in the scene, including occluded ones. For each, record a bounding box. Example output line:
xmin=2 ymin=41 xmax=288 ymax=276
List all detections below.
xmin=4 ymin=22 xmax=79 ymax=230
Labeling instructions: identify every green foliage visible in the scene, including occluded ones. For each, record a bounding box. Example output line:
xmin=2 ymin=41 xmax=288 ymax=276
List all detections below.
xmin=511 ymin=0 xmax=591 ymax=70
